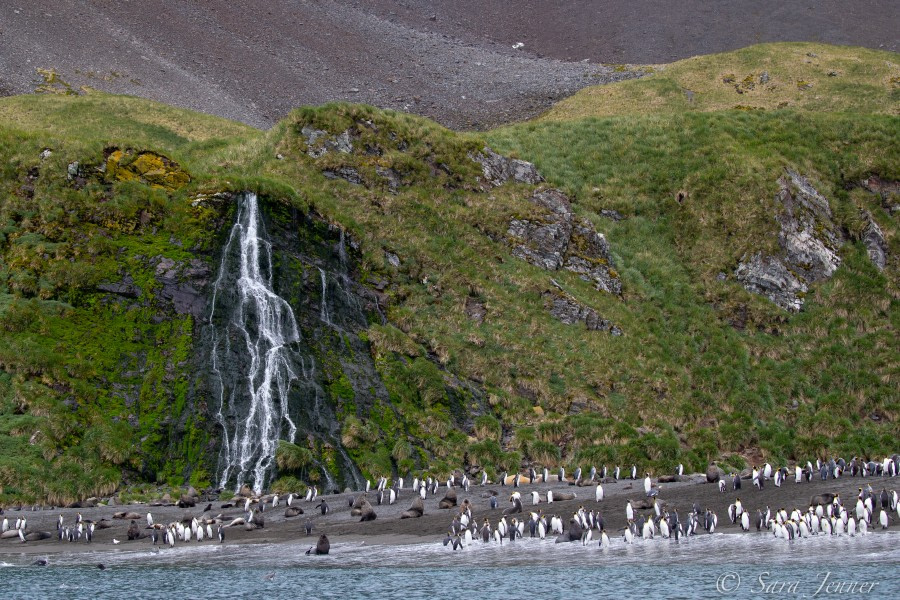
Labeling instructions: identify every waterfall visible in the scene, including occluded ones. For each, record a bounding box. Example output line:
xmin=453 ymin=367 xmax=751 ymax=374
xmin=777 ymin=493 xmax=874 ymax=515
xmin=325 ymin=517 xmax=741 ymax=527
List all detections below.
xmin=318 ymin=267 xmax=331 ymax=326
xmin=209 ymin=192 xmax=303 ymax=493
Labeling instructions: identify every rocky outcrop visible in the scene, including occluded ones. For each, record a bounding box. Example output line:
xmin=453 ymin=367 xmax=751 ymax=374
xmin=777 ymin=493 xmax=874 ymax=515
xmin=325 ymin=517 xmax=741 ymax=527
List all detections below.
xmin=301 ymin=126 xmax=353 ymax=157
xmin=735 ymin=170 xmax=844 ymax=311
xmin=735 ymin=254 xmax=807 ymax=312
xmin=543 ymin=291 xmax=622 ymax=335
xmin=470 ymin=146 xmax=543 ymax=187
xmin=104 ymin=149 xmax=190 ymax=191
xmin=860 ymin=175 xmax=900 ymax=215
xmin=322 ymin=166 xmax=363 ymax=185
xmin=97 ymin=275 xmax=141 ymax=298
xmin=508 ymin=188 xmax=621 ymax=294
xmin=860 ymin=211 xmax=887 ymax=270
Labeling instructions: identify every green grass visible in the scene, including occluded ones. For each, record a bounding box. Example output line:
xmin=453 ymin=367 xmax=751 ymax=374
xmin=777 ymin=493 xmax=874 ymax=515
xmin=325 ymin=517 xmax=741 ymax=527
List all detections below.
xmin=0 ymin=43 xmax=897 ymax=502
xmin=548 ymin=43 xmax=900 ymax=120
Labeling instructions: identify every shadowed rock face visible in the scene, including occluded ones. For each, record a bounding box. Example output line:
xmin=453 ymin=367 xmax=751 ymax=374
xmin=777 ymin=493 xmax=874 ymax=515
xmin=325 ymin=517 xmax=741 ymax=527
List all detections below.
xmin=508 ymin=188 xmax=622 ymax=295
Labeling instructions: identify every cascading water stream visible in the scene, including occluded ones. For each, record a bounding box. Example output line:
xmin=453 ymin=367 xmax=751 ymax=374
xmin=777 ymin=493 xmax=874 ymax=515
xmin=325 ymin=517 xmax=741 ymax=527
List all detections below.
xmin=210 ymin=192 xmax=303 ymax=493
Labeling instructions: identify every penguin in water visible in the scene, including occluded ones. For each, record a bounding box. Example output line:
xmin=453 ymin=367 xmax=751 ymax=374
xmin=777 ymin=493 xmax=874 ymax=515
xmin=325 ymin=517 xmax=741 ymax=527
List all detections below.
xmin=599 ymin=529 xmax=610 ymax=549
xmin=480 ymin=519 xmax=492 ymax=543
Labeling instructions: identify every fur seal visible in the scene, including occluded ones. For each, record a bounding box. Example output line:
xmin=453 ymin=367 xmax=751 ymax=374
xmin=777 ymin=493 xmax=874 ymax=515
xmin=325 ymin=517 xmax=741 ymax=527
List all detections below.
xmin=350 ymin=495 xmax=368 ymax=516
xmin=127 ymin=520 xmax=140 ymax=540
xmin=359 ymin=500 xmax=377 ymax=522
xmin=284 ymin=506 xmax=304 ymax=518
xmin=400 ymin=496 xmax=425 ymax=519
xmin=306 ymin=534 xmax=330 ymax=555
xmin=438 ymin=487 xmax=458 ymax=509
xmin=503 ymin=497 xmax=523 ymax=516
xmin=810 ymin=493 xmax=836 ymax=506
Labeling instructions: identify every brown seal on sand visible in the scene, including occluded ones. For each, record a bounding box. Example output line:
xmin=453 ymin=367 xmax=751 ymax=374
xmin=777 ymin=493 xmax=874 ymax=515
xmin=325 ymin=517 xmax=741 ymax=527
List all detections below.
xmin=400 ymin=496 xmax=425 ymax=519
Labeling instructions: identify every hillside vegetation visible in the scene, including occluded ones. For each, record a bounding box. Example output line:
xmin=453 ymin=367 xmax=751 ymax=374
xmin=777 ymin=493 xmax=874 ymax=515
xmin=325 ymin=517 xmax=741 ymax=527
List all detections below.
xmin=0 ymin=44 xmax=897 ymax=503
xmin=549 ymin=43 xmax=899 ymax=119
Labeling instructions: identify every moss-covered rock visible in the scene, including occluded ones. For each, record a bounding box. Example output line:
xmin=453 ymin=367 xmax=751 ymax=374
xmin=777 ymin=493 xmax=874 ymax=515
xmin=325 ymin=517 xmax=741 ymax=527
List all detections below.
xmin=105 ymin=149 xmax=190 ymax=191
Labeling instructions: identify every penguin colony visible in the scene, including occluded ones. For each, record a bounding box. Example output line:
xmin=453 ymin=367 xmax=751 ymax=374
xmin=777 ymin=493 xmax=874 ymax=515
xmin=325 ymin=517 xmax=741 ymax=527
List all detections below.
xmin=436 ymin=456 xmax=899 ymax=551
xmin=2 ymin=455 xmax=896 ymax=554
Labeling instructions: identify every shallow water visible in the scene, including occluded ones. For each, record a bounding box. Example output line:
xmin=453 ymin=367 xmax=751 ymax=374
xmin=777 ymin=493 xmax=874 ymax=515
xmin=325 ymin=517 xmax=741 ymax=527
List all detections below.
xmin=3 ymin=532 xmax=898 ymax=599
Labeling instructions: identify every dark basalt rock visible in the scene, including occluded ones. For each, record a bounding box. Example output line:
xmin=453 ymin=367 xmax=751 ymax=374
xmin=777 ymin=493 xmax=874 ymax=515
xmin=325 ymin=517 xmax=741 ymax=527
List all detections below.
xmin=153 ymin=257 xmax=211 ymax=318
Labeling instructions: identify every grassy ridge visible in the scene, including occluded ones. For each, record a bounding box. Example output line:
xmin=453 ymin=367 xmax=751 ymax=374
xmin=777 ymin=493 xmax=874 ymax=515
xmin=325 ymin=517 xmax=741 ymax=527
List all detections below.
xmin=549 ymin=43 xmax=899 ymax=120
xmin=0 ymin=44 xmax=897 ymax=502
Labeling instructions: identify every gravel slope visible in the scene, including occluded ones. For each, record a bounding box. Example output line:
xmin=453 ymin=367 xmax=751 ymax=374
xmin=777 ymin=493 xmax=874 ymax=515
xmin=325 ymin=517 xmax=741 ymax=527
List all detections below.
xmin=1 ymin=1 xmax=895 ymax=130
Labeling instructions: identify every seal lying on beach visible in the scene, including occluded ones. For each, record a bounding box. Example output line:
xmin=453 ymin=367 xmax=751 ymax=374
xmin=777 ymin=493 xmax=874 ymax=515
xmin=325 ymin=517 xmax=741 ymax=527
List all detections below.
xmin=306 ymin=534 xmax=330 ymax=555
xmin=284 ymin=506 xmax=303 ymax=518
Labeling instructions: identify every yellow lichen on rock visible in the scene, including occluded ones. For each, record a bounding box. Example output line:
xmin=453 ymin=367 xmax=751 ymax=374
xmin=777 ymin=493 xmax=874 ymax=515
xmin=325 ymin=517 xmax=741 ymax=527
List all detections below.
xmin=105 ymin=149 xmax=191 ymax=191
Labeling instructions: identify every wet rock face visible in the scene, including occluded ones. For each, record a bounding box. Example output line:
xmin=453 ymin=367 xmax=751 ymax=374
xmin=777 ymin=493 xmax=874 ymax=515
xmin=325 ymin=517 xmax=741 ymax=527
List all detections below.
xmin=508 ymin=188 xmax=622 ymax=294
xmin=470 ymin=146 xmax=544 ymax=187
xmin=544 ymin=292 xmax=622 ymax=335
xmin=154 ymin=257 xmax=211 ymax=318
xmin=735 ymin=170 xmax=845 ymax=311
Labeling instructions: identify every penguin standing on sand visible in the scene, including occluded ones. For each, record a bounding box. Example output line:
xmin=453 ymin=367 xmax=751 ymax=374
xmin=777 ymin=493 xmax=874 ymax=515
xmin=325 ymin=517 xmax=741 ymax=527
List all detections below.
xmin=316 ymin=500 xmax=330 ymax=515
xmin=644 ymin=473 xmax=652 ymax=497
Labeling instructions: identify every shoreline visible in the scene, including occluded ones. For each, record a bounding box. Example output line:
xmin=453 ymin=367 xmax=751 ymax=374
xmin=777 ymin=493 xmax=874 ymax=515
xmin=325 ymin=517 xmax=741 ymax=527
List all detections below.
xmin=3 ymin=472 xmax=896 ymax=559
